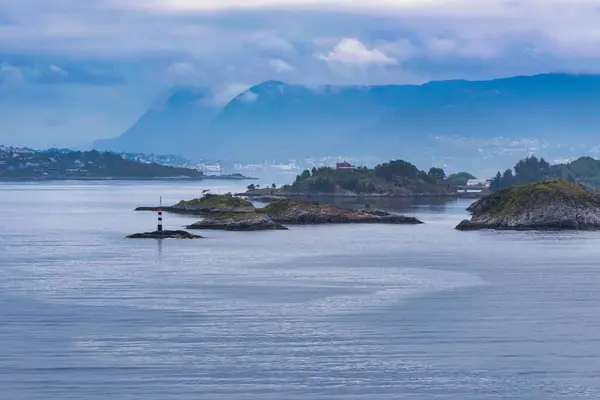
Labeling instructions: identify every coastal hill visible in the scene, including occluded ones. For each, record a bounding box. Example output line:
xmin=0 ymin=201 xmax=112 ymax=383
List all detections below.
xmin=0 ymin=148 xmax=246 ymax=180
xmin=95 ymin=73 xmax=600 ymax=168
xmin=246 ymin=160 xmax=455 ymax=197
xmin=456 ymin=179 xmax=600 ymax=231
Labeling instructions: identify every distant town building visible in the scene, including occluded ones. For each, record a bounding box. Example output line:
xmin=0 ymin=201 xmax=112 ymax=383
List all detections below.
xmin=336 ymin=161 xmax=354 ymax=170
xmin=466 ymin=179 xmax=488 ymax=187
xmin=198 ymin=162 xmax=221 ymax=176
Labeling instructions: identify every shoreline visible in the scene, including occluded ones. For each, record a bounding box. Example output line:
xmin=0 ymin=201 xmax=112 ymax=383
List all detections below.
xmin=0 ymin=175 xmax=257 ymax=182
xmin=239 ymin=191 xmax=483 ymax=199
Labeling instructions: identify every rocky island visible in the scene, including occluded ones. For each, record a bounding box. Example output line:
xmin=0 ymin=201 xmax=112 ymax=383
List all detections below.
xmin=127 ymin=230 xmax=203 ymax=239
xmin=137 ymin=194 xmax=423 ymax=231
xmin=456 ymin=179 xmax=600 ymax=231
xmin=243 ymin=160 xmax=459 ymax=198
xmin=262 ymin=199 xmax=423 ymax=225
xmin=186 ymin=213 xmax=288 ymax=231
xmin=136 ymin=194 xmax=256 ymax=215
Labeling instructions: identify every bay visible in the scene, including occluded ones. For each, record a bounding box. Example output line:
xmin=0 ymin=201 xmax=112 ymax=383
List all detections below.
xmin=1 ymin=181 xmax=600 ymax=399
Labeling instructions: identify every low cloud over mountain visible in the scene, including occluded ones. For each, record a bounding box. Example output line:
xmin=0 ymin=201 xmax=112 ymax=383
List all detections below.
xmin=94 ymin=73 xmax=600 ymax=171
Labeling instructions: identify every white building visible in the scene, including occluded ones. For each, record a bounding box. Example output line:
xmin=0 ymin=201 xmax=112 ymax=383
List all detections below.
xmin=466 ymin=179 xmax=488 ymax=187
xmin=198 ymin=162 xmax=222 ymax=176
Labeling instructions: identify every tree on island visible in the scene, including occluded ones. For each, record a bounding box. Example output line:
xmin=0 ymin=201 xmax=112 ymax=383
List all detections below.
xmin=446 ymin=172 xmax=476 ymax=186
xmin=490 ymin=156 xmax=551 ymax=191
xmin=271 ymin=183 xmax=276 ymax=189
xmin=501 ymin=169 xmax=515 ymax=187
xmin=428 ymin=167 xmax=446 ymax=181
xmin=375 ymin=160 xmax=421 ymax=181
xmin=297 ymin=169 xmax=311 ymax=181
xmin=490 ymin=171 xmax=502 ymax=191
xmin=247 ymin=184 xmax=256 ymax=190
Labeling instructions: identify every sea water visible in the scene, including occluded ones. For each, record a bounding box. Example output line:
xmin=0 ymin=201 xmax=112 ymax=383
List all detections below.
xmin=1 ymin=181 xmax=600 ymax=399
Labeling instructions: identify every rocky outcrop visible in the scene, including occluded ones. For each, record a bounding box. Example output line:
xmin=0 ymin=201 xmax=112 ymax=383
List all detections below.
xmin=136 ymin=194 xmax=255 ymax=215
xmin=127 ymin=230 xmax=203 ymax=239
xmin=137 ymin=195 xmax=423 ymax=231
xmin=134 ymin=206 xmax=201 ymax=215
xmin=262 ymin=199 xmax=423 ymax=225
xmin=187 ymin=213 xmax=288 ymax=231
xmin=360 ymin=208 xmax=392 ymax=217
xmin=251 ymin=195 xmax=288 ymax=203
xmin=456 ymin=179 xmax=600 ymax=231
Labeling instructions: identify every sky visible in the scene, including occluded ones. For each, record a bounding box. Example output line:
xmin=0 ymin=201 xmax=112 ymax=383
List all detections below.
xmin=1 ymin=0 xmax=600 ymax=147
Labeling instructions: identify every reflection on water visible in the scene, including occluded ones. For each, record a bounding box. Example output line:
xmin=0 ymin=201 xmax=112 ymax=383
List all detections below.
xmin=2 ymin=181 xmax=600 ymax=400
xmin=331 ymin=196 xmax=463 ymax=213
xmin=258 ymin=194 xmax=466 ymax=215
xmin=157 ymin=237 xmax=163 ymax=258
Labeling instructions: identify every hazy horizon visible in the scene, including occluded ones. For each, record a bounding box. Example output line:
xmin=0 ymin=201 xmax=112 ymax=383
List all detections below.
xmin=2 ymin=0 xmax=600 ymax=148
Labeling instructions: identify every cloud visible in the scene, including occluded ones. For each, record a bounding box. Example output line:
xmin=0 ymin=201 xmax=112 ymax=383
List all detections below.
xmin=126 ymin=0 xmax=437 ymax=13
xmin=208 ymin=83 xmax=252 ymax=106
xmin=421 ymin=37 xmax=501 ymax=60
xmin=167 ymin=62 xmax=196 ymax=76
xmin=4 ymin=0 xmax=600 ymax=147
xmin=238 ymin=90 xmax=259 ymax=102
xmin=49 ymin=64 xmax=69 ymax=77
xmin=0 ymin=63 xmax=25 ymax=85
xmin=317 ymin=38 xmax=396 ymax=66
xmin=165 ymin=61 xmax=202 ymax=83
xmin=269 ymin=58 xmax=294 ymax=73
xmin=3 ymin=0 xmax=600 ymax=73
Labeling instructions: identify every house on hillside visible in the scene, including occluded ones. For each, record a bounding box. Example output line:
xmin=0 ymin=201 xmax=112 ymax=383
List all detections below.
xmin=336 ymin=161 xmax=354 ymax=170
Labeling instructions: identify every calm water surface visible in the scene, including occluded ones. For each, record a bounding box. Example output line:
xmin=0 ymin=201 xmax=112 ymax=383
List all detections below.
xmin=1 ymin=181 xmax=600 ymax=399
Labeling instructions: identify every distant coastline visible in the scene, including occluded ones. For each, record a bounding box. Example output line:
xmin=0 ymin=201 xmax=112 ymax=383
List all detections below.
xmin=0 ymin=147 xmax=257 ymax=182
xmin=241 ymin=191 xmax=482 ymax=199
xmin=0 ymin=174 xmax=256 ymax=182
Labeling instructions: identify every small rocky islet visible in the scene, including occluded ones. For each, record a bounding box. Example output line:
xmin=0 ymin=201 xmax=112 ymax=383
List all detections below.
xmin=262 ymin=199 xmax=423 ymax=225
xmin=127 ymin=230 xmax=203 ymax=239
xmin=186 ymin=213 xmax=288 ymax=231
xmin=136 ymin=194 xmax=423 ymax=231
xmin=456 ymin=179 xmax=600 ymax=231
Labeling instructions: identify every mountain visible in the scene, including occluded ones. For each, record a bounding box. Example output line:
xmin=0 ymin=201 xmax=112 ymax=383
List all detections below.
xmin=94 ymin=74 xmax=600 ymax=170
xmin=93 ymin=86 xmax=217 ymax=155
xmin=205 ymin=80 xmax=395 ymax=160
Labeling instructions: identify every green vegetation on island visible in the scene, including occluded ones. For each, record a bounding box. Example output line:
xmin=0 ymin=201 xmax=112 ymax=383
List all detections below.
xmin=457 ymin=179 xmax=600 ymax=231
xmin=253 ymin=160 xmax=455 ymax=196
xmin=490 ymin=156 xmax=600 ymax=191
xmin=175 ymin=194 xmax=255 ymax=213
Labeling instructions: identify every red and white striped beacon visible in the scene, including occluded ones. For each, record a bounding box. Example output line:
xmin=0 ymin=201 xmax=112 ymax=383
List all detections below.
xmin=157 ymin=196 xmax=163 ymax=232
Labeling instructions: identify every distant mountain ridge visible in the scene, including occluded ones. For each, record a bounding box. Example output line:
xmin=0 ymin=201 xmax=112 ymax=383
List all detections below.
xmin=93 ymin=73 xmax=600 ymax=170
xmin=93 ymin=86 xmax=217 ymax=155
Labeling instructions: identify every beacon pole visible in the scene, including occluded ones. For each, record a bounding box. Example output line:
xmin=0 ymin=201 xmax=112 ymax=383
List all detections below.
xmin=157 ymin=196 xmax=163 ymax=232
